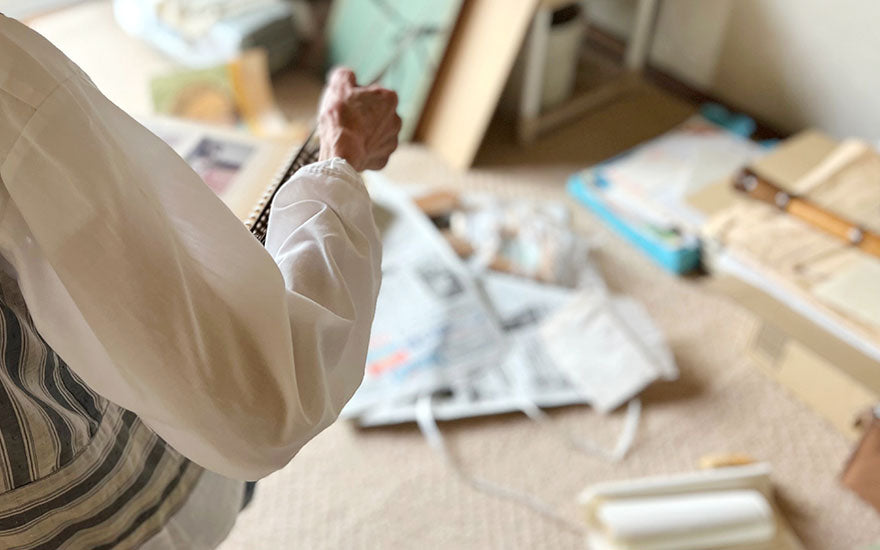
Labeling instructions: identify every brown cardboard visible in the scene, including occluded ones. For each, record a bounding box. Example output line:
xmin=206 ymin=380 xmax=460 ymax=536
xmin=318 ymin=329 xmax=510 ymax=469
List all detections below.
xmin=711 ymin=274 xmax=880 ymax=440
xmin=842 ymin=414 xmax=880 ymax=512
xmin=415 ymin=0 xmax=539 ymax=170
xmin=750 ymin=130 xmax=838 ymax=191
xmin=686 ymin=177 xmax=742 ymax=218
xmin=686 ymin=129 xmax=839 ymax=219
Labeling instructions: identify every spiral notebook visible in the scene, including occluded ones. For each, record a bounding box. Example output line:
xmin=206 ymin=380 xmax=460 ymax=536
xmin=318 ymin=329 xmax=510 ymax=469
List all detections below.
xmin=143 ymin=115 xmax=319 ymax=243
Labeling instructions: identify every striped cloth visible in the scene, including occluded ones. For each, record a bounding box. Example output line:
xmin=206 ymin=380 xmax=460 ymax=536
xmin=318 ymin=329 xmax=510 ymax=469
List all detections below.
xmin=0 ymin=275 xmax=202 ymax=549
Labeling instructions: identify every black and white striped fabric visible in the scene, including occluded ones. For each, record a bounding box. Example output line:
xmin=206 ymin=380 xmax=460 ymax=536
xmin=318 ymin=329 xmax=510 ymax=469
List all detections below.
xmin=0 ymin=277 xmax=203 ymax=549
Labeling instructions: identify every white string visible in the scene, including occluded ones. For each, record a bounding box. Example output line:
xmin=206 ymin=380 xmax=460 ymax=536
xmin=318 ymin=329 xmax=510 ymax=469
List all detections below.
xmin=415 ymin=395 xmax=588 ymax=536
xmin=517 ymin=398 xmax=642 ymax=463
xmin=514 ymin=293 xmax=647 ymax=462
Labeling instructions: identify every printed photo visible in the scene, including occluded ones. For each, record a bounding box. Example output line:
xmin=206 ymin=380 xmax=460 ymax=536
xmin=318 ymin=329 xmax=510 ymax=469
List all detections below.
xmin=185 ymin=137 xmax=255 ymax=196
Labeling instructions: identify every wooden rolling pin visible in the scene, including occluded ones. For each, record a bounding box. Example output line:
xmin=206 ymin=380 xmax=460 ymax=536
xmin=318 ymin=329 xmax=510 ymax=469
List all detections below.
xmin=732 ymin=168 xmax=880 ymax=259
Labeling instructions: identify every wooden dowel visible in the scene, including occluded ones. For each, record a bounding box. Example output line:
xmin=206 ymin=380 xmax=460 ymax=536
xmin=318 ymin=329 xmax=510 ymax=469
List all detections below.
xmin=733 ymin=168 xmax=880 ymax=260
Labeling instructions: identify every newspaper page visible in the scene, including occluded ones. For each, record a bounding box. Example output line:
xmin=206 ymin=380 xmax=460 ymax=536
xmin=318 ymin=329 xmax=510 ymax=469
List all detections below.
xmin=142 ymin=115 xmax=294 ymax=220
xmin=355 ymin=272 xmax=589 ymax=426
xmin=341 ymin=175 xmax=509 ymax=417
xmin=348 ymin=181 xmax=680 ymax=426
xmin=539 ymin=291 xmax=679 ymax=414
xmin=357 ymin=276 xmax=679 ymax=426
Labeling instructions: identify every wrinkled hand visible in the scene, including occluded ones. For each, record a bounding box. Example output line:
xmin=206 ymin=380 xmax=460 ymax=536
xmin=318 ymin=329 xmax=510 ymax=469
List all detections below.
xmin=317 ymin=67 xmax=402 ymax=172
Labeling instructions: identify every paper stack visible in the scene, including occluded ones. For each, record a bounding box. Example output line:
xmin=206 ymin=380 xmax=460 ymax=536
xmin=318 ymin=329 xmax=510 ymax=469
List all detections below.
xmin=341 ymin=174 xmax=678 ymax=427
xmin=568 ymin=114 xmax=765 ymax=273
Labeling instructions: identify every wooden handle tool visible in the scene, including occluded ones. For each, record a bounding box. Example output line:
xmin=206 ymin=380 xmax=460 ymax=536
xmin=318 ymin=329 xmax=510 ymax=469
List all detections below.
xmin=732 ymin=168 xmax=880 ymax=259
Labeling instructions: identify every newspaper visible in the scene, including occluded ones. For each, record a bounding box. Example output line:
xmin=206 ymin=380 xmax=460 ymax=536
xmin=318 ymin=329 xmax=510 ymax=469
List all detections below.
xmin=348 ymin=179 xmax=678 ymax=426
xmin=356 ymin=272 xmax=586 ymax=426
xmin=356 ymin=272 xmax=678 ymax=426
xmin=341 ymin=175 xmax=509 ymax=417
xmin=143 ymin=115 xmax=295 ymax=220
xmin=540 ymin=291 xmax=679 ymax=414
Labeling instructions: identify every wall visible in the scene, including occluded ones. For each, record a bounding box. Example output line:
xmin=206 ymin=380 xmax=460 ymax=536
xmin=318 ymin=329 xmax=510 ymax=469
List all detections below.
xmin=1 ymin=0 xmax=84 ymax=20
xmin=587 ymin=0 xmax=880 ymax=139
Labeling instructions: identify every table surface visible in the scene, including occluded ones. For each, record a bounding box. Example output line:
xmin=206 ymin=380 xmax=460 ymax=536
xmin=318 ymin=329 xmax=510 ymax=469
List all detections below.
xmin=28 ymin=3 xmax=880 ymax=548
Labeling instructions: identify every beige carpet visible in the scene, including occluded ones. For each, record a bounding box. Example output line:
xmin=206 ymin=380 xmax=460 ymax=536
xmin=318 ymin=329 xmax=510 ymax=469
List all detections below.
xmin=219 ymin=86 xmax=879 ymax=549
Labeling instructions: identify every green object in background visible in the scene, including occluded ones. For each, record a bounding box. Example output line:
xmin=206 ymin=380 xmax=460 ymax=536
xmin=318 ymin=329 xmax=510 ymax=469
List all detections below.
xmin=326 ymin=0 xmax=464 ymax=141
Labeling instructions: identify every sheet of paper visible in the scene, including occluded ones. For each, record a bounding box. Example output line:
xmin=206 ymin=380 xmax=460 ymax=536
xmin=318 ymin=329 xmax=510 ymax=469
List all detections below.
xmin=150 ymin=49 xmax=293 ymax=137
xmin=599 ymin=117 xmax=765 ymax=229
xmin=540 ymin=292 xmax=678 ymax=414
xmin=703 ymin=193 xmax=880 ymax=351
xmin=345 ymin=178 xmax=677 ymax=425
xmin=712 ymin=250 xmax=880 ymax=362
xmin=813 ymin=257 xmax=880 ymax=330
xmin=703 ymin=139 xmax=880 ymax=353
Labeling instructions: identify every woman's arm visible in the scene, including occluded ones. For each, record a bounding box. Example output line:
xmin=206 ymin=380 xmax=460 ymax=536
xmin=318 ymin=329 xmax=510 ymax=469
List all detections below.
xmin=0 ymin=66 xmax=398 ymax=481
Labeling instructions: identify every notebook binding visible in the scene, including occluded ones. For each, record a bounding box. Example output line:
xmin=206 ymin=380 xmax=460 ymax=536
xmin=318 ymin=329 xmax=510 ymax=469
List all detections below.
xmin=246 ymin=129 xmax=320 ymax=244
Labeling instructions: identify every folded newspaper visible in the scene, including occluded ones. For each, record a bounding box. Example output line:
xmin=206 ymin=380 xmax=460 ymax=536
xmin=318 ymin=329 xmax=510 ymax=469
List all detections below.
xmin=341 ymin=177 xmax=509 ymax=417
xmin=341 ymin=174 xmax=679 ymax=426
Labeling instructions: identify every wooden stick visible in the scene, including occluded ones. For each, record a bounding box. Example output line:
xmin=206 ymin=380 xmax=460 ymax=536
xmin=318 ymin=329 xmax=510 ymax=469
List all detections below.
xmin=732 ymin=168 xmax=880 ymax=259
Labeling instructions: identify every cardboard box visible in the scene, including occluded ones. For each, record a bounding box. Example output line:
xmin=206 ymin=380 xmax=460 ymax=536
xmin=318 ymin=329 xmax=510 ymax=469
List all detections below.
xmin=697 ymin=130 xmax=880 ymax=440
xmin=711 ymin=275 xmax=880 ymax=441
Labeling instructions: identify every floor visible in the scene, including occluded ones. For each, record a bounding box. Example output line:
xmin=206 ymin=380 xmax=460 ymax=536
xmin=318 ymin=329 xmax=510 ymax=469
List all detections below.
xmin=218 ymin=85 xmax=879 ymax=549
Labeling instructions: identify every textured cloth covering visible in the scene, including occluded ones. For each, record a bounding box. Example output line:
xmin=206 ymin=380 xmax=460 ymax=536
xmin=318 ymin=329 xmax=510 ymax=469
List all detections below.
xmin=219 ymin=112 xmax=880 ymax=548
